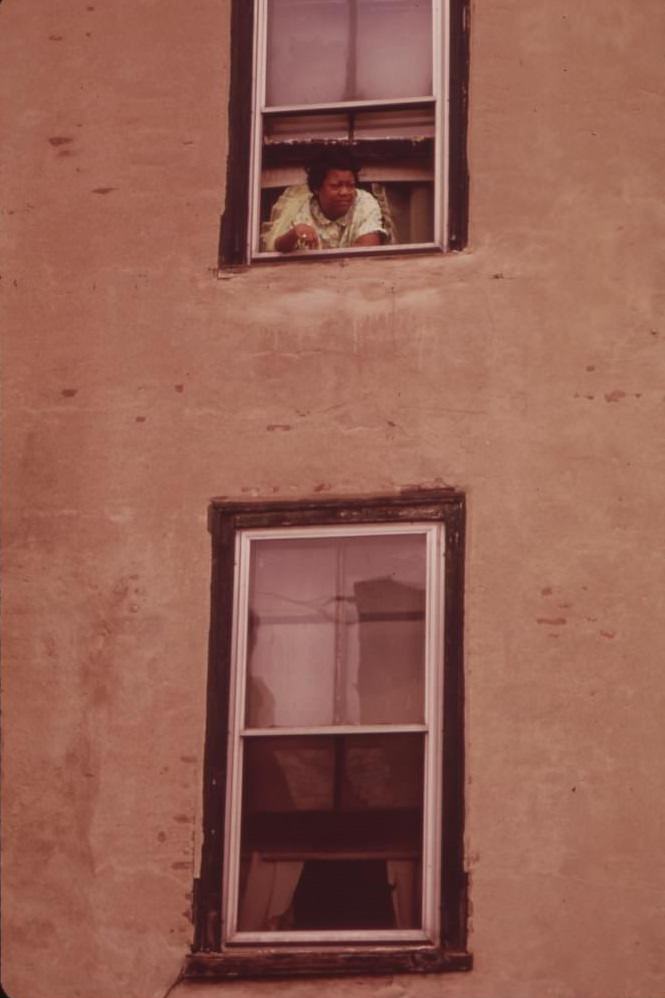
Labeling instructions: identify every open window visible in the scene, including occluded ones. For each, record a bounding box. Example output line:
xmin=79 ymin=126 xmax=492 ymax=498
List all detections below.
xmin=220 ymin=0 xmax=470 ymax=264
xmin=188 ymin=493 xmax=470 ymax=979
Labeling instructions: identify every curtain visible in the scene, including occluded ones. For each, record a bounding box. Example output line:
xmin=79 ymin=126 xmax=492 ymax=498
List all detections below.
xmin=387 ymin=859 xmax=418 ymax=929
xmin=238 ymin=852 xmax=304 ymax=931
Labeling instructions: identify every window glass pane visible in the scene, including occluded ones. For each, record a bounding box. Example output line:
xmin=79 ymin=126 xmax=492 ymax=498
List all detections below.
xmin=238 ymin=733 xmax=423 ymax=930
xmin=266 ymin=0 xmax=350 ymax=106
xmin=265 ymin=0 xmax=433 ymax=107
xmin=356 ymin=0 xmax=433 ymax=101
xmin=245 ymin=532 xmax=427 ymax=727
xmin=341 ymin=732 xmax=423 ymax=808
xmin=243 ymin=737 xmax=335 ymax=812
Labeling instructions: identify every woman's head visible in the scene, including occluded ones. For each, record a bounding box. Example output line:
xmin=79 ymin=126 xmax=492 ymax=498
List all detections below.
xmin=306 ymin=150 xmax=361 ymax=219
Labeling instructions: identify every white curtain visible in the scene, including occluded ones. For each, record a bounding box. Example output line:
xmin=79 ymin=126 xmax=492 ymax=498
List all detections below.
xmin=387 ymin=859 xmax=417 ymax=929
xmin=238 ymin=852 xmax=304 ymax=931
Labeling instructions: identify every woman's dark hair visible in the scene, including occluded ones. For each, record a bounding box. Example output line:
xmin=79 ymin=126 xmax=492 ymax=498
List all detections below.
xmin=306 ymin=148 xmax=360 ymax=193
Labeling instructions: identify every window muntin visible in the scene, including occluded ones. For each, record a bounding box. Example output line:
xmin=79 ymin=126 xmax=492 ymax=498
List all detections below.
xmin=250 ymin=0 xmax=447 ymax=258
xmin=222 ymin=523 xmax=444 ymax=944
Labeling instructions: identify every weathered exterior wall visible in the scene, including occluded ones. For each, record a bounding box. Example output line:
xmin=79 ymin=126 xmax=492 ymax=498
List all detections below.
xmin=2 ymin=2 xmax=664 ymax=998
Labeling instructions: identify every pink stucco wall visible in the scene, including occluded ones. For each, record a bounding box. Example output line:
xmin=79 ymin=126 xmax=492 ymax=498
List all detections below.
xmin=2 ymin=2 xmax=665 ymax=997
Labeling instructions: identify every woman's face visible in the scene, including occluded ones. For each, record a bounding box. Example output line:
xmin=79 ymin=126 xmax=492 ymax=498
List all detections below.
xmin=316 ymin=169 xmax=357 ymax=220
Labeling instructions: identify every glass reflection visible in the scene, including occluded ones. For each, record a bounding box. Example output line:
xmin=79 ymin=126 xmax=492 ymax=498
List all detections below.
xmin=245 ymin=533 xmax=426 ymax=727
xmin=238 ymin=733 xmax=423 ymax=930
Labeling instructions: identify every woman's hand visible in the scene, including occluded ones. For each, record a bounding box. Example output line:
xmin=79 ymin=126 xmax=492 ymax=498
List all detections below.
xmin=275 ymin=223 xmax=319 ymax=253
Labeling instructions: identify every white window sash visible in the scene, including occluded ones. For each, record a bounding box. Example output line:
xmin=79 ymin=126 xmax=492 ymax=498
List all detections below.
xmin=233 ymin=928 xmax=431 ymax=945
xmin=242 ymin=723 xmax=427 ymax=737
xmin=253 ymin=242 xmax=441 ymax=262
xmin=262 ymin=95 xmax=437 ymax=115
xmin=222 ymin=521 xmax=445 ymax=945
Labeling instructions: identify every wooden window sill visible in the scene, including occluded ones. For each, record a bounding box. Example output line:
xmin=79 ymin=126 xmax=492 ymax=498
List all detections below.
xmin=184 ymin=946 xmax=472 ymax=980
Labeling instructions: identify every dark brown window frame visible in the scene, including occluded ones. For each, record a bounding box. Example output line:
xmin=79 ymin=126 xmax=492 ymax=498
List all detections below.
xmin=218 ymin=0 xmax=470 ymax=267
xmin=186 ymin=491 xmax=471 ymax=979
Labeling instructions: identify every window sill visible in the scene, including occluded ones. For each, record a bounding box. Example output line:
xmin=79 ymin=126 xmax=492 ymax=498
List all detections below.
xmin=185 ymin=945 xmax=472 ymax=980
xmin=250 ymin=242 xmax=444 ymax=264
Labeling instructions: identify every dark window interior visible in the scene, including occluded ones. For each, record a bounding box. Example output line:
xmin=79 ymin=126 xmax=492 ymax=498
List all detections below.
xmin=293 ymin=860 xmax=395 ymax=929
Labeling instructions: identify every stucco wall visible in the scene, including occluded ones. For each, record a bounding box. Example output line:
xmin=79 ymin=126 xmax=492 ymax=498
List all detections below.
xmin=2 ymin=2 xmax=665 ymax=998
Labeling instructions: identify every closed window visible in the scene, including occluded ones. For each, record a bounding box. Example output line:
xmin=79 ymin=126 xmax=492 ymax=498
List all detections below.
xmin=220 ymin=1 xmax=469 ymax=264
xmin=188 ymin=493 xmax=470 ymax=978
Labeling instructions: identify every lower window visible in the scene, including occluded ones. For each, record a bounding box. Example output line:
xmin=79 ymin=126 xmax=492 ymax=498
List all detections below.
xmin=188 ymin=493 xmax=470 ymax=978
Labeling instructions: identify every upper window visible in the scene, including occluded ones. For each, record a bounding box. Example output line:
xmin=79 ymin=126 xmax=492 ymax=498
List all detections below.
xmin=187 ymin=493 xmax=470 ymax=979
xmin=220 ymin=0 xmax=470 ymax=264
